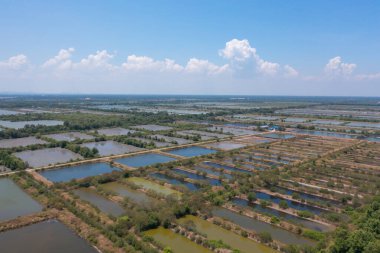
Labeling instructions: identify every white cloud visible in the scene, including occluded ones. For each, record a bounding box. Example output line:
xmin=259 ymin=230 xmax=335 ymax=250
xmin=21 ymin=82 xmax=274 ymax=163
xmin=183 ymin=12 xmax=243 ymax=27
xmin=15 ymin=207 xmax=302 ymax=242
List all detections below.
xmin=0 ymin=54 xmax=28 ymax=69
xmin=219 ymin=39 xmax=255 ymax=62
xmin=185 ymin=58 xmax=229 ymax=75
xmin=122 ymin=55 xmax=183 ymax=72
xmin=325 ymin=56 xmax=356 ymax=77
xmin=42 ymin=48 xmax=74 ymax=69
xmin=284 ymin=65 xmax=299 ymax=78
xmin=76 ymin=50 xmax=114 ymax=69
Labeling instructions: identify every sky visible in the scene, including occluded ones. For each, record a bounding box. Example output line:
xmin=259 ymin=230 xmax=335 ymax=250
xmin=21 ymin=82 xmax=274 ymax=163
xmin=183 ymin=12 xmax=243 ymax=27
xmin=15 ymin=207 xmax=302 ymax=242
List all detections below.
xmin=0 ymin=0 xmax=379 ymax=96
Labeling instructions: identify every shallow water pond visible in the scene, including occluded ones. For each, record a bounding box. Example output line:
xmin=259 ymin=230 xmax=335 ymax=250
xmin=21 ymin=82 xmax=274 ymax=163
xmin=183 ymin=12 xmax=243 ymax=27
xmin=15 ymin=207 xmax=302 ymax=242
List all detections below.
xmin=114 ymin=153 xmax=176 ymax=168
xmin=39 ymin=162 xmax=121 ymax=183
xmin=0 ymin=136 xmax=47 ymax=148
xmin=0 ymin=120 xmax=64 ymax=129
xmin=166 ymin=146 xmax=216 ymax=157
xmin=101 ymin=182 xmax=152 ymax=204
xmin=14 ymin=148 xmax=83 ymax=168
xmin=0 ymin=220 xmax=97 ymax=253
xmin=0 ymin=177 xmax=42 ymax=221
xmin=81 ymin=141 xmax=143 ymax=156
xmin=126 ymin=177 xmax=181 ymax=197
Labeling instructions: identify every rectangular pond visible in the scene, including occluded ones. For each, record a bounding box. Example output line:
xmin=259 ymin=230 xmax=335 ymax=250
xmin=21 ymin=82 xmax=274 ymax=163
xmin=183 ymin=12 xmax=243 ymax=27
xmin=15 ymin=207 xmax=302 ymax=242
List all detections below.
xmin=262 ymin=133 xmax=295 ymax=139
xmin=203 ymin=161 xmax=251 ymax=174
xmin=101 ymin=182 xmax=152 ymax=205
xmin=95 ymin=127 xmax=135 ymax=136
xmin=114 ymin=153 xmax=176 ymax=168
xmin=204 ymin=141 xmax=247 ymax=150
xmin=44 ymin=132 xmax=94 ymax=142
xmin=0 ymin=220 xmax=97 ymax=253
xmin=39 ymin=162 xmax=121 ymax=183
xmin=213 ymin=207 xmax=315 ymax=246
xmin=0 ymin=120 xmax=64 ymax=129
xmin=0 ymin=177 xmax=42 ymax=221
xmin=133 ymin=124 xmax=173 ymax=131
xmin=193 ymin=166 xmax=233 ymax=179
xmin=150 ymin=173 xmax=199 ymax=191
xmin=290 ymin=129 xmax=358 ymax=139
xmin=126 ymin=177 xmax=182 ymax=197
xmin=74 ymin=187 xmax=125 ymax=216
xmin=14 ymin=148 xmax=83 ymax=168
xmin=172 ymin=168 xmax=222 ymax=186
xmin=166 ymin=146 xmax=217 ymax=157
xmin=0 ymin=136 xmax=47 ymax=148
xmin=145 ymin=227 xmax=213 ymax=253
xmin=178 ymin=215 xmax=277 ymax=253
xmin=81 ymin=141 xmax=143 ymax=156
xmin=232 ymin=198 xmax=331 ymax=232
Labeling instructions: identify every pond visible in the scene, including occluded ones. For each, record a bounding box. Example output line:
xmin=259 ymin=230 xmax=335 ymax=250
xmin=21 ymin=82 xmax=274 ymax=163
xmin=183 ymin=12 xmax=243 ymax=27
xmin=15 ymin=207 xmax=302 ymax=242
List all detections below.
xmin=95 ymin=127 xmax=135 ymax=136
xmin=254 ymin=191 xmax=326 ymax=215
xmin=150 ymin=134 xmax=192 ymax=145
xmin=166 ymin=146 xmax=217 ymax=157
xmin=232 ymin=198 xmax=331 ymax=232
xmin=311 ymin=120 xmax=345 ymax=125
xmin=213 ymin=207 xmax=315 ymax=246
xmin=0 ymin=120 xmax=64 ymax=129
xmin=0 ymin=136 xmax=47 ymax=148
xmin=39 ymin=162 xmax=121 ymax=183
xmin=133 ymin=124 xmax=173 ymax=131
xmin=193 ymin=166 xmax=233 ymax=179
xmin=101 ymin=182 xmax=152 ymax=205
xmin=346 ymin=122 xmax=380 ymax=129
xmin=74 ymin=188 xmax=125 ymax=216
xmin=81 ymin=141 xmax=143 ymax=156
xmin=145 ymin=227 xmax=213 ymax=253
xmin=0 ymin=177 xmax=42 ymax=221
xmin=14 ymin=148 xmax=83 ymax=168
xmin=290 ymin=129 xmax=357 ymax=139
xmin=44 ymin=132 xmax=94 ymax=142
xmin=205 ymin=141 xmax=247 ymax=150
xmin=114 ymin=153 xmax=176 ymax=168
xmin=283 ymin=118 xmax=307 ymax=123
xmin=172 ymin=168 xmax=221 ymax=186
xmin=0 ymin=220 xmax=98 ymax=253
xmin=150 ymin=173 xmax=199 ymax=191
xmin=0 ymin=109 xmax=22 ymax=115
xmin=262 ymin=133 xmax=295 ymax=139
xmin=178 ymin=215 xmax=277 ymax=253
xmin=126 ymin=177 xmax=182 ymax=197
xmin=203 ymin=161 xmax=251 ymax=174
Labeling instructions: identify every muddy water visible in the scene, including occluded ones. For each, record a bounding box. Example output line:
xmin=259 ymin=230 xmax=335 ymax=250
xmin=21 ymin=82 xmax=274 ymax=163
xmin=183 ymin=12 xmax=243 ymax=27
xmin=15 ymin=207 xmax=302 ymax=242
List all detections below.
xmin=126 ymin=177 xmax=182 ymax=197
xmin=101 ymin=182 xmax=152 ymax=204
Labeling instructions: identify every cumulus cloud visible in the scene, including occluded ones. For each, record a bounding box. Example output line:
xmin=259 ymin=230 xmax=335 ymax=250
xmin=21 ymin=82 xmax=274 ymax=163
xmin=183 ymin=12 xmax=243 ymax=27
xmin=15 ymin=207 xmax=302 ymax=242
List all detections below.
xmin=0 ymin=54 xmax=28 ymax=69
xmin=325 ymin=56 xmax=356 ymax=77
xmin=122 ymin=55 xmax=183 ymax=72
xmin=76 ymin=50 xmax=114 ymax=70
xmin=185 ymin=58 xmax=229 ymax=75
xmin=42 ymin=48 xmax=74 ymax=69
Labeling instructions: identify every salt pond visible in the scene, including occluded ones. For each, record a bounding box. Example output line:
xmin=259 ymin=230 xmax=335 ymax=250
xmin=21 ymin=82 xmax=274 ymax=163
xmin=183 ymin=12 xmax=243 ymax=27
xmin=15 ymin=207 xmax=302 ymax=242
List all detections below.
xmin=39 ymin=162 xmax=121 ymax=182
xmin=166 ymin=146 xmax=217 ymax=157
xmin=0 ymin=220 xmax=97 ymax=253
xmin=81 ymin=141 xmax=143 ymax=156
xmin=0 ymin=136 xmax=47 ymax=148
xmin=114 ymin=153 xmax=176 ymax=168
xmin=14 ymin=148 xmax=83 ymax=168
xmin=0 ymin=177 xmax=42 ymax=221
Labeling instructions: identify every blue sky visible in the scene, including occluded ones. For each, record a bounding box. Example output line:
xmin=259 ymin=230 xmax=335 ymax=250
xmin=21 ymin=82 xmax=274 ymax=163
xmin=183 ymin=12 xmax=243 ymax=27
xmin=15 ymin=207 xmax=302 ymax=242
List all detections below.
xmin=0 ymin=0 xmax=379 ymax=95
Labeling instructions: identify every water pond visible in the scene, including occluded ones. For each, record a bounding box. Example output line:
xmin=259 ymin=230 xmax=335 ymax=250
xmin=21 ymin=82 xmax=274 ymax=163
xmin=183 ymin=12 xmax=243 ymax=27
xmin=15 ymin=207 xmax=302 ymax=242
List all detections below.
xmin=178 ymin=215 xmax=277 ymax=253
xmin=81 ymin=141 xmax=143 ymax=156
xmin=74 ymin=188 xmax=125 ymax=216
xmin=14 ymin=148 xmax=83 ymax=168
xmin=213 ymin=207 xmax=315 ymax=246
xmin=0 ymin=120 xmax=64 ymax=129
xmin=172 ymin=168 xmax=221 ymax=186
xmin=101 ymin=182 xmax=152 ymax=205
xmin=39 ymin=162 xmax=121 ymax=183
xmin=262 ymin=133 xmax=295 ymax=139
xmin=44 ymin=132 xmax=94 ymax=142
xmin=203 ymin=161 xmax=251 ymax=174
xmin=96 ymin=127 xmax=135 ymax=136
xmin=126 ymin=177 xmax=182 ymax=197
xmin=0 ymin=136 xmax=47 ymax=148
xmin=150 ymin=173 xmax=199 ymax=191
xmin=0 ymin=220 xmax=97 ymax=253
xmin=0 ymin=177 xmax=42 ymax=221
xmin=205 ymin=141 xmax=247 ymax=150
xmin=166 ymin=146 xmax=217 ymax=157
xmin=114 ymin=153 xmax=176 ymax=168
xmin=133 ymin=124 xmax=173 ymax=131
xmin=145 ymin=227 xmax=213 ymax=253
